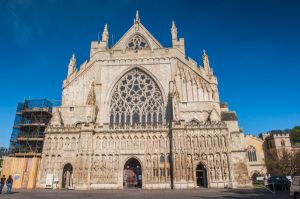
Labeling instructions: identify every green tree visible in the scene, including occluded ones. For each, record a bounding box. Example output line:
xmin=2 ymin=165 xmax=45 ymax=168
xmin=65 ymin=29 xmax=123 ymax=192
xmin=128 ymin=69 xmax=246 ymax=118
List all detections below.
xmin=291 ymin=126 xmax=300 ymax=146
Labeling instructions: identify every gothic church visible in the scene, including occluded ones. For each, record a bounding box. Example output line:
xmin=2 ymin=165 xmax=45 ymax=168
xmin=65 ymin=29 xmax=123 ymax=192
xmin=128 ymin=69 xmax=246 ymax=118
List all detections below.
xmin=37 ymin=12 xmax=251 ymax=189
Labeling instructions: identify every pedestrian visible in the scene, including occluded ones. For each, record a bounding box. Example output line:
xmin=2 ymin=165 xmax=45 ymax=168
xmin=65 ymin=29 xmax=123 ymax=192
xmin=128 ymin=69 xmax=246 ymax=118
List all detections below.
xmin=6 ymin=175 xmax=13 ymax=194
xmin=264 ymin=177 xmax=268 ymax=186
xmin=264 ymin=174 xmax=269 ymax=186
xmin=0 ymin=175 xmax=6 ymax=194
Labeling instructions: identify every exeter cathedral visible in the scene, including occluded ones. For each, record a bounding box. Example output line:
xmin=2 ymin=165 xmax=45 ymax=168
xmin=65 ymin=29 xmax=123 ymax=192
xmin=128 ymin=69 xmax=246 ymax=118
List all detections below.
xmin=37 ymin=12 xmax=252 ymax=189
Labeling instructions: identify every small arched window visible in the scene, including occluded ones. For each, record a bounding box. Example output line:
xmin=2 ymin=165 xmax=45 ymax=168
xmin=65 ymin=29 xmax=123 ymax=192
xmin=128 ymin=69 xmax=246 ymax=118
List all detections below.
xmin=247 ymin=146 xmax=257 ymax=162
xmin=281 ymin=139 xmax=285 ymax=147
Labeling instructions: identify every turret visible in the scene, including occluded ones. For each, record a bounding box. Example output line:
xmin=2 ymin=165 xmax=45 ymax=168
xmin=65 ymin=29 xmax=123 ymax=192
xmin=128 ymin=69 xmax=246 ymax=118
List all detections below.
xmin=101 ymin=24 xmax=109 ymax=48
xmin=171 ymin=20 xmax=178 ymax=42
xmin=67 ymin=53 xmax=76 ymax=77
xmin=202 ymin=50 xmax=210 ymax=70
xmin=201 ymin=50 xmax=216 ymax=81
xmin=90 ymin=24 xmax=109 ymax=56
xmin=170 ymin=20 xmax=185 ymax=55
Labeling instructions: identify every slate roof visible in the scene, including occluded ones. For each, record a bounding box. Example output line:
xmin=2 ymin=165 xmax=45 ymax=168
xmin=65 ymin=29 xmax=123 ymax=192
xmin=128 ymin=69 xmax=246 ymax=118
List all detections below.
xmin=221 ymin=111 xmax=238 ymax=121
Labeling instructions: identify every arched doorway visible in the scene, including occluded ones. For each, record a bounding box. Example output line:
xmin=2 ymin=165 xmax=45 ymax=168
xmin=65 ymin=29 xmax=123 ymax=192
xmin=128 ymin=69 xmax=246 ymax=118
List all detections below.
xmin=251 ymin=171 xmax=263 ymax=184
xmin=196 ymin=163 xmax=208 ymax=188
xmin=252 ymin=172 xmax=259 ymax=182
xmin=123 ymin=158 xmax=142 ymax=188
xmin=62 ymin=163 xmax=73 ymax=189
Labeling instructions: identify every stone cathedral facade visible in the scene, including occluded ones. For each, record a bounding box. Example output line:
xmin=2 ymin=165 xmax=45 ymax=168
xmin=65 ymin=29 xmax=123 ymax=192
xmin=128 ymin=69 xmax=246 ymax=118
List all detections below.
xmin=37 ymin=12 xmax=252 ymax=190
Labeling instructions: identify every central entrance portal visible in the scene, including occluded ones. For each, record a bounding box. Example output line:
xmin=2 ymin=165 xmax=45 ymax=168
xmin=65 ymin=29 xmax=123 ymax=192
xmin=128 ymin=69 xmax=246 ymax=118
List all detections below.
xmin=196 ymin=163 xmax=208 ymax=188
xmin=123 ymin=158 xmax=142 ymax=188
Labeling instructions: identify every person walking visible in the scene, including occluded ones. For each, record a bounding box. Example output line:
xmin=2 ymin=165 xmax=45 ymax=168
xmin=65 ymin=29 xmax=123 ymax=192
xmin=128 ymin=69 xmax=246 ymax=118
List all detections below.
xmin=6 ymin=175 xmax=13 ymax=194
xmin=0 ymin=175 xmax=6 ymax=194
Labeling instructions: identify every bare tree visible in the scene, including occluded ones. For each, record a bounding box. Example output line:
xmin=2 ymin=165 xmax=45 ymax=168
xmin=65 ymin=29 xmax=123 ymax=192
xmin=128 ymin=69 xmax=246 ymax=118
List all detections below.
xmin=265 ymin=148 xmax=300 ymax=176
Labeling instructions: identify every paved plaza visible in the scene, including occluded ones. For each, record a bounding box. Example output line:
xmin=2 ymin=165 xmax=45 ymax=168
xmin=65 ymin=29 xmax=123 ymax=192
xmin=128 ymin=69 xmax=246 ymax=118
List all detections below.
xmin=0 ymin=188 xmax=291 ymax=199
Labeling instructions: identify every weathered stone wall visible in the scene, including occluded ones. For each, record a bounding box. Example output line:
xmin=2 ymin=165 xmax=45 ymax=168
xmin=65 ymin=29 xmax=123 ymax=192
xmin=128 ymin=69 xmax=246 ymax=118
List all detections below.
xmin=172 ymin=121 xmax=232 ymax=189
xmin=244 ymin=135 xmax=267 ymax=178
xmin=38 ymin=121 xmax=240 ymax=189
xmin=230 ymin=132 xmax=252 ymax=188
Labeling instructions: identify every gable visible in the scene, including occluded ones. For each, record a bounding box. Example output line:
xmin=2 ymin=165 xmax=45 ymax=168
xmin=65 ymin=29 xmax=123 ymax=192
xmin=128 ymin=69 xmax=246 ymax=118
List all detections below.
xmin=111 ymin=22 xmax=163 ymax=51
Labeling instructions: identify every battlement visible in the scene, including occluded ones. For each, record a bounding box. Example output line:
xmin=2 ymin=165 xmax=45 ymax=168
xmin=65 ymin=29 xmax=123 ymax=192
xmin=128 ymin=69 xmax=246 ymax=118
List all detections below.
xmin=261 ymin=131 xmax=290 ymax=140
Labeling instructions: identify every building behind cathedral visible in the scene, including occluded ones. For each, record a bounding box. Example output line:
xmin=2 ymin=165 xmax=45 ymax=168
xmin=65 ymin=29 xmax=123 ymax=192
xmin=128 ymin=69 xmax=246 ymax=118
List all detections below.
xmin=245 ymin=130 xmax=300 ymax=180
xmin=33 ymin=12 xmax=254 ymax=189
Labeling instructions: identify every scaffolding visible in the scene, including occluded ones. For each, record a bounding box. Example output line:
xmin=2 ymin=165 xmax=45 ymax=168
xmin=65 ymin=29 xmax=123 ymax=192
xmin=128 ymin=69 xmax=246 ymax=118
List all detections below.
xmin=9 ymin=99 xmax=53 ymax=157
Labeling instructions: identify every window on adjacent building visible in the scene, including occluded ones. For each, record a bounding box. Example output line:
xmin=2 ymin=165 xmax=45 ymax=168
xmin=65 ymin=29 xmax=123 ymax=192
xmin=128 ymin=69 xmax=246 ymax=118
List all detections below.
xmin=247 ymin=146 xmax=257 ymax=162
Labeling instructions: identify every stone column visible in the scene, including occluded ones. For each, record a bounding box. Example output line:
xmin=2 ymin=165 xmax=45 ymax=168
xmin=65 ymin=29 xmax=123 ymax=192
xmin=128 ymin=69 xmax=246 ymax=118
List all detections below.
xmin=76 ymin=124 xmax=94 ymax=190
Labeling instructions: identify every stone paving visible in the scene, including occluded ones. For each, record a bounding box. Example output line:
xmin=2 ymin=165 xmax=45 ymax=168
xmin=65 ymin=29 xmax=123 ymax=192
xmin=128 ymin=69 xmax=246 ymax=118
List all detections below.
xmin=0 ymin=188 xmax=291 ymax=199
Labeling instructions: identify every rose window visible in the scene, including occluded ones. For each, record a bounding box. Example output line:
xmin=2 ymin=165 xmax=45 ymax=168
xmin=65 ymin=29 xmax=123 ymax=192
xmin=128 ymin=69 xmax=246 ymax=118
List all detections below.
xmin=110 ymin=68 xmax=163 ymax=125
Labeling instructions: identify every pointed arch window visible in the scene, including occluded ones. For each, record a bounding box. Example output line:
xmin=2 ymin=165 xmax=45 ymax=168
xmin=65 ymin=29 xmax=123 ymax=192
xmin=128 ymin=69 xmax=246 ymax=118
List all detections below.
xmin=110 ymin=68 xmax=164 ymax=126
xmin=247 ymin=146 xmax=257 ymax=162
xmin=126 ymin=34 xmax=150 ymax=50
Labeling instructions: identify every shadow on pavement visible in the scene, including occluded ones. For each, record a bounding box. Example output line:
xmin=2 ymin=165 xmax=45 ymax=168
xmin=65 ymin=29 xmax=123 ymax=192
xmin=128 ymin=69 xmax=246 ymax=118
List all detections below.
xmin=191 ymin=188 xmax=290 ymax=199
xmin=0 ymin=191 xmax=20 ymax=194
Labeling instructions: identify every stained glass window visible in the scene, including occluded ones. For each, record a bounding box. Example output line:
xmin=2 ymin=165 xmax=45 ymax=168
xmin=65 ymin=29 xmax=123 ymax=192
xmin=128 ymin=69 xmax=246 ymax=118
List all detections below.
xmin=110 ymin=68 xmax=163 ymax=125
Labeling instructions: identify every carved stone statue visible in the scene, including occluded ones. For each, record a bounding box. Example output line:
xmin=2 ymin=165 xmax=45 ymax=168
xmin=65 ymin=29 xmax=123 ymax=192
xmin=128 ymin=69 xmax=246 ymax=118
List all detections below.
xmin=51 ymin=108 xmax=64 ymax=126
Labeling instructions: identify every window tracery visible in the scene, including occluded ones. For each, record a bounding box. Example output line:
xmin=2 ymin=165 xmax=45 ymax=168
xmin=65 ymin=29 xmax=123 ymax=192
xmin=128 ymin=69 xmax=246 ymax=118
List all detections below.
xmin=247 ymin=146 xmax=257 ymax=162
xmin=110 ymin=68 xmax=164 ymax=126
xmin=126 ymin=34 xmax=150 ymax=50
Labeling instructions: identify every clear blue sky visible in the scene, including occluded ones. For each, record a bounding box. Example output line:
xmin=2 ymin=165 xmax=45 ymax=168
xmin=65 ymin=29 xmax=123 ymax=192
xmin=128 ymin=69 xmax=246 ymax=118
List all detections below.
xmin=0 ymin=0 xmax=299 ymax=147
